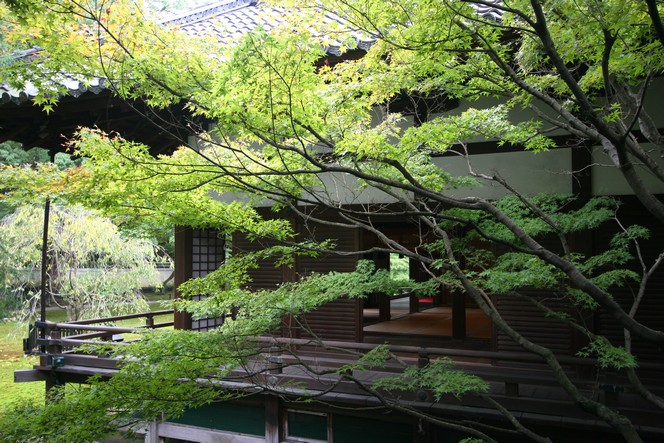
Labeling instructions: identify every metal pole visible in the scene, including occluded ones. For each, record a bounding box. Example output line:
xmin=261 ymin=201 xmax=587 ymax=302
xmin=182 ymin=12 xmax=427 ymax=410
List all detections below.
xmin=39 ymin=197 xmax=50 ymax=353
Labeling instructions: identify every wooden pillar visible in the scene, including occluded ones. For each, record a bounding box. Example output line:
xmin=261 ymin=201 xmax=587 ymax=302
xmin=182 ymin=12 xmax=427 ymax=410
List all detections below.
xmin=144 ymin=421 xmax=161 ymax=443
xmin=378 ymin=294 xmax=391 ymax=322
xmin=39 ymin=198 xmax=51 ymax=354
xmin=409 ymin=294 xmax=419 ymax=313
xmin=265 ymin=396 xmax=280 ymax=443
xmin=173 ymin=226 xmax=192 ymax=330
xmin=45 ymin=373 xmax=63 ymax=400
xmin=375 ymin=252 xmax=391 ymax=321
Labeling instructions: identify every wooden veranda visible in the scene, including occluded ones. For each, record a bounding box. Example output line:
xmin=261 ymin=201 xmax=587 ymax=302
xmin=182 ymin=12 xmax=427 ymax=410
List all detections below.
xmin=15 ymin=313 xmax=664 ymax=442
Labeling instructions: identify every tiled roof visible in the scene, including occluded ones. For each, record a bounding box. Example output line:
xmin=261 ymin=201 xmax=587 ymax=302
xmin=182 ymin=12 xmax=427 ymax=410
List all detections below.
xmin=0 ymin=0 xmax=373 ymax=105
xmin=163 ymin=0 xmax=374 ymax=55
xmin=0 ymin=0 xmax=501 ymax=105
xmin=0 ymin=73 xmax=107 ymax=105
xmin=474 ymin=0 xmax=503 ymax=21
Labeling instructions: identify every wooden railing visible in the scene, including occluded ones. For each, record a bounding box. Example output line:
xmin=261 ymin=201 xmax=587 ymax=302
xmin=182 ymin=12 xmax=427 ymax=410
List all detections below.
xmin=18 ymin=314 xmax=664 ymax=439
xmin=27 ymin=314 xmax=664 ymax=413
xmin=33 ymin=310 xmax=174 ymax=353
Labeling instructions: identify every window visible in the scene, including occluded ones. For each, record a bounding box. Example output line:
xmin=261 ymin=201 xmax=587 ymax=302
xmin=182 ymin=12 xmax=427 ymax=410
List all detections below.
xmin=170 ymin=402 xmax=265 ymax=436
xmin=285 ymin=410 xmax=328 ymax=442
xmin=284 ymin=410 xmax=413 ymax=443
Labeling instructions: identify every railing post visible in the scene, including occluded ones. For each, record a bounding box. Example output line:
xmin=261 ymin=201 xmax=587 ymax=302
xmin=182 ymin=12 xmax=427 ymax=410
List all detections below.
xmin=47 ymin=328 xmax=62 ymax=355
xmin=45 ymin=328 xmax=64 ymax=400
xmin=409 ymin=293 xmax=419 ymax=313
xmin=267 ymin=346 xmax=283 ymax=374
xmin=418 ymin=350 xmax=429 ymax=368
xmin=417 ymin=351 xmax=431 ymax=402
xmin=600 ymin=370 xmax=621 ymax=407
xmin=145 ymin=314 xmax=155 ymax=329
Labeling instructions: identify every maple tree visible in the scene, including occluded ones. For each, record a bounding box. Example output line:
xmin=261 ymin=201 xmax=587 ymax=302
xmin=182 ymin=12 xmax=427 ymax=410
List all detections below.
xmin=1 ymin=0 xmax=663 ymax=441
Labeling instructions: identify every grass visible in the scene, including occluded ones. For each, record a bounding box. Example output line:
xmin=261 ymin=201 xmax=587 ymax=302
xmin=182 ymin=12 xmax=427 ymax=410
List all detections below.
xmin=0 ymin=320 xmax=43 ymax=408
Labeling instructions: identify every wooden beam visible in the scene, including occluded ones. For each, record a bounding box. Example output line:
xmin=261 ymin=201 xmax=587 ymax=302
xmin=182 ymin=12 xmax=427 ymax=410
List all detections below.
xmin=14 ymin=369 xmax=49 ymax=383
xmin=156 ymin=422 xmax=265 ymax=443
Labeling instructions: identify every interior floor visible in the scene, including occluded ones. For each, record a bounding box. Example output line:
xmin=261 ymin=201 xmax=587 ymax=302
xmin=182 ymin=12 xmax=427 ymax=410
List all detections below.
xmin=363 ymin=306 xmax=492 ymax=339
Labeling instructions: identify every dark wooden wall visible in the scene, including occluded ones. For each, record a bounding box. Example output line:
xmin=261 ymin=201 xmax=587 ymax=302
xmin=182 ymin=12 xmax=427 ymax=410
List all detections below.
xmin=492 ymin=196 xmax=664 ymax=366
xmin=174 ymin=197 xmax=664 ymax=363
xmin=298 ymin=220 xmax=362 ymax=341
xmin=593 ymin=197 xmax=664 ymax=365
xmin=232 ymin=209 xmax=362 ymax=342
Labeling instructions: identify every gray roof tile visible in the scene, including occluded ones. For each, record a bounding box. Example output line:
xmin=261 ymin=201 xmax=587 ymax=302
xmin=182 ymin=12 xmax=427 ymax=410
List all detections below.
xmin=165 ymin=0 xmax=374 ymax=55
xmin=1 ymin=0 xmax=373 ymax=104
xmin=1 ymin=0 xmax=501 ymax=104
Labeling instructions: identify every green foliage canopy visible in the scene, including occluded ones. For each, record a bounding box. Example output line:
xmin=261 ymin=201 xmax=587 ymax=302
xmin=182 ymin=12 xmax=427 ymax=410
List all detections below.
xmin=1 ymin=0 xmax=664 ymax=441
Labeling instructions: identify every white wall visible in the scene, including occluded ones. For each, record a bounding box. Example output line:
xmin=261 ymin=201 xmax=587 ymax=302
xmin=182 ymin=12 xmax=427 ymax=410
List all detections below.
xmin=436 ymin=148 xmax=573 ymax=199
xmin=199 ymin=80 xmax=664 ymax=205
xmin=591 ymin=145 xmax=664 ymax=195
